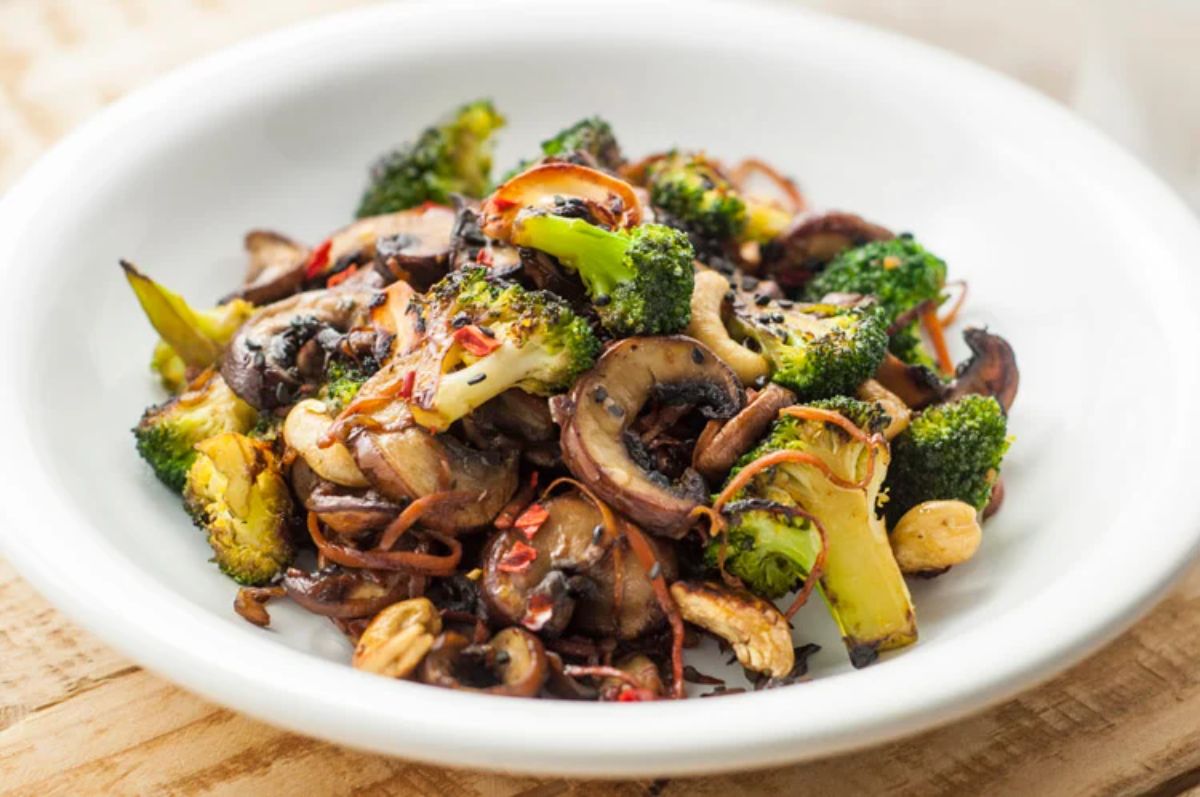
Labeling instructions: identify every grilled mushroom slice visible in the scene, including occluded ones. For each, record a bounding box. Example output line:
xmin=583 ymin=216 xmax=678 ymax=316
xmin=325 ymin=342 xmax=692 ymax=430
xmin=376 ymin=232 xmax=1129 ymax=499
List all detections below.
xmin=693 ymin=383 xmax=797 ymax=483
xmin=558 ymin=336 xmax=744 ymax=537
xmin=228 ymin=230 xmax=309 ymax=305
xmin=761 ymin=210 xmax=893 ymax=290
xmin=420 ymin=627 xmax=549 ymax=697
xmin=946 ymin=328 xmax=1019 ymax=413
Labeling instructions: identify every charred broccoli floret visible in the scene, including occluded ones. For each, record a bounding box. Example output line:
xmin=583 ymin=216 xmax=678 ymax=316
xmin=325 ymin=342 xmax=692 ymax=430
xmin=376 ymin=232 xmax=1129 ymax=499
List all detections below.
xmin=184 ymin=432 xmax=293 ymax=585
xmin=318 ymin=359 xmax=371 ymax=413
xmin=647 ymin=152 xmax=746 ymax=242
xmin=122 ymin=261 xmax=253 ymax=392
xmin=541 ymin=116 xmax=623 ymax=171
xmin=357 ymin=100 xmax=505 ymax=218
xmin=133 ymin=374 xmax=257 ymax=492
xmin=805 ymin=236 xmax=947 ymax=366
xmin=707 ymin=501 xmax=822 ymax=599
xmin=710 ymin=399 xmax=916 ymax=666
xmin=407 ymin=267 xmax=600 ymax=431
xmin=886 ymin=395 xmax=1010 ymax=525
xmin=512 ymin=214 xmax=694 ymax=335
xmin=728 ymin=300 xmax=888 ymax=400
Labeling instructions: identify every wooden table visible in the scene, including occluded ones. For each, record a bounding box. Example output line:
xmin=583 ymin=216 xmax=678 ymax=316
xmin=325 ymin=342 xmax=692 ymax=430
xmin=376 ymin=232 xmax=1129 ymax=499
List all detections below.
xmin=3 ymin=1 xmax=1200 ymax=794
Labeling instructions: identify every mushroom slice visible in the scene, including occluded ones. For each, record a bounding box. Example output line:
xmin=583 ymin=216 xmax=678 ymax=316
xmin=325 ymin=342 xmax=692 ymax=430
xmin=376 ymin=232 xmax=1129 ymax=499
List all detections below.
xmin=290 ymin=460 xmax=400 ymax=537
xmin=419 ymin=628 xmax=549 ymax=697
xmin=229 ymin=230 xmax=310 ymax=305
xmin=686 ymin=269 xmax=770 ymax=385
xmin=350 ymin=426 xmax=518 ymax=534
xmin=480 ymin=162 xmax=642 ymax=242
xmin=946 ymin=328 xmax=1019 ymax=413
xmin=558 ymin=336 xmax=744 ymax=538
xmin=670 ymin=580 xmax=795 ymax=678
xmin=283 ymin=399 xmax=369 ymax=488
xmin=221 ymin=289 xmax=372 ymax=410
xmin=693 ymin=383 xmax=797 ymax=483
xmin=873 ymin=353 xmax=947 ymax=411
xmin=761 ymin=210 xmax=893 ymax=290
xmin=325 ymin=205 xmax=456 ymax=282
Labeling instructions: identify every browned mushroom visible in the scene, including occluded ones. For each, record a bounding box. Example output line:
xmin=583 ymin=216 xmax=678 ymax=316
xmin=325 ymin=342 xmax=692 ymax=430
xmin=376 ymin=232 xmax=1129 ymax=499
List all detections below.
xmin=946 ymin=328 xmax=1019 ymax=413
xmin=983 ymin=474 xmax=1005 ymax=520
xmin=460 ymin=389 xmax=561 ymax=468
xmin=221 ymin=289 xmax=373 ymax=410
xmin=873 ymin=353 xmax=947 ymax=411
xmin=761 ymin=211 xmax=893 ymax=290
xmin=481 ymin=493 xmax=678 ymax=639
xmin=558 ymin=336 xmax=744 ymax=538
xmin=419 ymin=627 xmax=549 ymax=697
xmin=320 ymin=205 xmax=455 ymax=287
xmin=227 ymin=230 xmax=309 ymax=305
xmin=290 ymin=459 xmax=401 ymax=537
xmin=692 ymin=383 xmax=797 ymax=483
xmin=282 ymin=566 xmax=412 ymax=618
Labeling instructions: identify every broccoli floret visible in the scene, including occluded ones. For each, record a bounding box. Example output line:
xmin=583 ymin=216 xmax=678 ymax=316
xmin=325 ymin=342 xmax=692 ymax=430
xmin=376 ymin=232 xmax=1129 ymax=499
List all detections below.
xmin=715 ymin=400 xmax=916 ymax=666
xmin=728 ymin=300 xmax=888 ymax=400
xmin=122 ymin=261 xmax=254 ymax=393
xmin=886 ymin=395 xmax=1010 ymax=525
xmin=512 ymin=214 xmax=694 ymax=335
xmin=184 ymin=432 xmax=294 ymax=585
xmin=805 ymin=236 xmax=948 ymax=367
xmin=647 ymin=152 xmax=746 ymax=242
xmin=406 ymin=267 xmax=600 ymax=431
xmin=707 ymin=501 xmax=822 ymax=599
xmin=541 ymin=116 xmax=623 ymax=171
xmin=356 ymin=100 xmax=505 ymax=218
xmin=318 ymin=359 xmax=371 ymax=413
xmin=133 ymin=374 xmax=258 ymax=492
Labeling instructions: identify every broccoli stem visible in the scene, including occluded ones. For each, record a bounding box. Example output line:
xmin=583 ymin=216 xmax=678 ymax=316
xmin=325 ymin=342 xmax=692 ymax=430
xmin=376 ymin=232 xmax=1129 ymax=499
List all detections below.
xmin=513 ymin=214 xmax=631 ymax=300
xmin=410 ymin=344 xmax=549 ymax=432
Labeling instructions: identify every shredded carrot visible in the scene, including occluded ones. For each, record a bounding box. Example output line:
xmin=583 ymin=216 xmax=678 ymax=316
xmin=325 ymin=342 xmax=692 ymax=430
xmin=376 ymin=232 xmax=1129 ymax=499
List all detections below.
xmin=730 ymin=157 xmax=806 ymax=212
xmin=921 ymin=306 xmax=955 ymax=375
xmin=306 ymin=512 xmax=461 ymax=576
xmin=938 ymin=279 xmax=969 ymax=327
xmin=541 ymin=476 xmax=620 ymax=549
xmin=494 ymin=472 xmax=539 ymax=530
xmin=375 ymin=490 xmax=474 ymax=551
xmin=622 ymin=521 xmax=685 ymax=700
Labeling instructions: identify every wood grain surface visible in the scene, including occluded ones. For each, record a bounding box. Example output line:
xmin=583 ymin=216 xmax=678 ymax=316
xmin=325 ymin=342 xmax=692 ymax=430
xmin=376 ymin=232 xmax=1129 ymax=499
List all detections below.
xmin=2 ymin=1 xmax=1200 ymax=795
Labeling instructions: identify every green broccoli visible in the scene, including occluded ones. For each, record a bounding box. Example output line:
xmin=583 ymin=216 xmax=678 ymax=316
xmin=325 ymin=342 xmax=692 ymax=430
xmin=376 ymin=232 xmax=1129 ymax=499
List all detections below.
xmin=122 ymin=261 xmax=254 ymax=393
xmin=707 ymin=500 xmax=823 ymax=599
xmin=356 ymin=100 xmax=505 ymax=218
xmin=646 ymin=152 xmax=746 ymax=242
xmin=886 ymin=395 xmax=1010 ymax=525
xmin=711 ymin=398 xmax=916 ymax=667
xmin=133 ymin=373 xmax=258 ymax=492
xmin=728 ymin=299 xmax=888 ymax=400
xmin=318 ymin=359 xmax=371 ymax=413
xmin=184 ymin=432 xmax=294 ymax=585
xmin=502 ymin=116 xmax=624 ymax=180
xmin=805 ymin=236 xmax=948 ymax=367
xmin=511 ymin=214 xmax=694 ymax=335
xmin=406 ymin=267 xmax=600 ymax=431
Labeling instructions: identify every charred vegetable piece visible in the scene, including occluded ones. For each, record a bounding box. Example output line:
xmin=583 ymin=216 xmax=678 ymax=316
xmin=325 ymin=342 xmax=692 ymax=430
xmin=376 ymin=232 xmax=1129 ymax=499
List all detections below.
xmin=647 ymin=152 xmax=746 ymax=242
xmin=357 ymin=100 xmax=505 ymax=218
xmin=133 ymin=373 xmax=257 ymax=492
xmin=504 ymin=116 xmax=624 ymax=179
xmin=512 ymin=214 xmax=694 ymax=335
xmin=184 ymin=432 xmax=294 ymax=585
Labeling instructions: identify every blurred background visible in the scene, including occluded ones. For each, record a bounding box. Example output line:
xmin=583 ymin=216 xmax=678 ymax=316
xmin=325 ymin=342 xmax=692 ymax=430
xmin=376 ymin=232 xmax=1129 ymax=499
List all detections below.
xmin=0 ymin=0 xmax=1196 ymax=209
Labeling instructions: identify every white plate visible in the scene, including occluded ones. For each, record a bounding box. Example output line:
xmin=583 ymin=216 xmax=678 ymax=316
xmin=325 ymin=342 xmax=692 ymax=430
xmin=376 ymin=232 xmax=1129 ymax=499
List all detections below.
xmin=1 ymin=0 xmax=1198 ymax=778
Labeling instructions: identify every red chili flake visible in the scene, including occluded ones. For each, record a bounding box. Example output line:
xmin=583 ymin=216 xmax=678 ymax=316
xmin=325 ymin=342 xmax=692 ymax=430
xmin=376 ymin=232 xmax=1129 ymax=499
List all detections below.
xmin=497 ymin=541 xmax=538 ymax=573
xmin=326 ymin=264 xmax=358 ymax=287
xmin=513 ymin=503 xmax=549 ymax=540
xmin=397 ymin=370 xmax=416 ymax=400
xmin=521 ymin=590 xmax=555 ymax=631
xmin=491 ymin=196 xmax=518 ymax=211
xmin=418 ymin=200 xmax=445 ymax=212
xmin=453 ymin=325 xmax=501 ymax=357
xmin=304 ymin=238 xmax=333 ymax=279
xmin=617 ymin=688 xmax=657 ymax=702
xmin=476 ymin=247 xmax=494 ymax=266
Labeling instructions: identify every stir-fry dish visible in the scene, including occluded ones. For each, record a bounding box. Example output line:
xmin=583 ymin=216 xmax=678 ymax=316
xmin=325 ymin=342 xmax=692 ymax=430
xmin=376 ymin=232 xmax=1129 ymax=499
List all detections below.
xmin=124 ymin=101 xmax=1017 ymax=700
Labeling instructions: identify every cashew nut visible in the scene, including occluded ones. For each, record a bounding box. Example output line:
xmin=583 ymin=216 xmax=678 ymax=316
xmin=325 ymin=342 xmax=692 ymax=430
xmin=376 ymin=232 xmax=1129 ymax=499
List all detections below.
xmin=686 ymin=270 xmax=770 ymax=385
xmin=857 ymin=379 xmax=911 ymax=441
xmin=352 ymin=597 xmax=442 ymax=678
xmin=890 ymin=500 xmax=982 ymax=575
xmin=670 ymin=581 xmax=794 ymax=677
xmin=284 ymin=399 xmax=370 ymax=488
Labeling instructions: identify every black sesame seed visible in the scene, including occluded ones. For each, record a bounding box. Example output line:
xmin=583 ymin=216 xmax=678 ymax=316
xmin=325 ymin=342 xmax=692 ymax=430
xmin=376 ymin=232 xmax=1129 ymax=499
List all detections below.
xmin=691 ymin=347 xmax=705 ymax=364
xmin=755 ymin=294 xmax=771 ymax=306
xmin=592 ymin=386 xmax=608 ymax=403
xmin=451 ymin=314 xmax=470 ymax=328
xmin=478 ymin=326 xmax=496 ymax=338
xmin=594 ymin=294 xmax=611 ymax=307
xmin=648 ymin=562 xmax=662 ymax=580
xmin=772 ymin=313 xmax=785 ymax=324
xmin=495 ymin=650 xmax=511 ymax=666
xmin=753 ymin=375 xmax=768 ymax=389
xmin=606 ymin=402 xmax=625 ymax=419
xmin=592 ymin=524 xmax=604 ymax=545
xmin=778 ymin=300 xmax=794 ymax=309
xmin=467 ymin=373 xmax=487 ymax=385
xmin=741 ymin=276 xmax=759 ymax=290
xmin=723 ymin=291 xmax=736 ymax=303
xmin=274 ymin=382 xmax=293 ymax=404
xmin=758 ymin=314 xmax=772 ymax=323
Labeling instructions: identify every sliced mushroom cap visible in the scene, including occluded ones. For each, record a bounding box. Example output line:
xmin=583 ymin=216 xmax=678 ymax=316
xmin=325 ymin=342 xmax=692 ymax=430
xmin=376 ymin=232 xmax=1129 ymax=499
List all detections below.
xmin=221 ymin=289 xmax=372 ymax=410
xmin=686 ymin=269 xmax=770 ymax=385
xmin=481 ymin=494 xmax=678 ymax=640
xmin=350 ymin=426 xmax=518 ymax=533
xmin=460 ymin=389 xmax=560 ymax=468
xmin=290 ymin=459 xmax=400 ymax=537
xmin=946 ymin=328 xmax=1019 ymax=413
xmin=284 ymin=399 xmax=369 ymax=488
xmin=761 ymin=210 xmax=894 ymax=290
xmin=419 ymin=627 xmax=549 ymax=697
xmin=480 ymin=162 xmax=642 ymax=242
xmin=282 ymin=566 xmax=411 ymax=619
xmin=693 ymin=383 xmax=797 ymax=483
xmin=359 ymin=205 xmax=457 ymax=290
xmin=227 ymin=230 xmax=309 ymax=305
xmin=873 ymin=353 xmax=947 ymax=411
xmin=558 ymin=336 xmax=744 ymax=538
